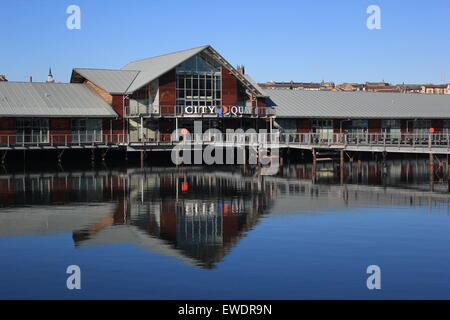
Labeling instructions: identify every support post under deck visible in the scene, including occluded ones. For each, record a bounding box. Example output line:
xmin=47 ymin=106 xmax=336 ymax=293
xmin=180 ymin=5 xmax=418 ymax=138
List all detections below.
xmin=429 ymin=153 xmax=434 ymax=188
xmin=1 ymin=150 xmax=7 ymax=165
xmin=140 ymin=151 xmax=145 ymax=168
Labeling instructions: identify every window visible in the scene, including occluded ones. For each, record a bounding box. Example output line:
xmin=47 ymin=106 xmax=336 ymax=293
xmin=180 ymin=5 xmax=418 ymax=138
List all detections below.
xmin=71 ymin=119 xmax=102 ymax=143
xmin=176 ymin=53 xmax=222 ymax=109
xmin=312 ymin=120 xmax=334 ymax=140
xmin=381 ymin=120 xmax=401 ymax=137
xmin=443 ymin=120 xmax=450 ymax=134
xmin=16 ymin=118 xmax=49 ymax=143
xmin=349 ymin=120 xmax=368 ymax=134
xmin=413 ymin=120 xmax=431 ymax=138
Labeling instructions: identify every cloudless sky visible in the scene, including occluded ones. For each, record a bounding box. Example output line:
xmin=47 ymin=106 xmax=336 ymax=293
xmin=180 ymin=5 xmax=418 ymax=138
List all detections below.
xmin=0 ymin=0 xmax=449 ymax=84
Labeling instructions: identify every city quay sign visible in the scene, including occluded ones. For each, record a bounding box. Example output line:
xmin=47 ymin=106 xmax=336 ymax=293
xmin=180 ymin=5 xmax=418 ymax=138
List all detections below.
xmin=184 ymin=105 xmax=244 ymax=117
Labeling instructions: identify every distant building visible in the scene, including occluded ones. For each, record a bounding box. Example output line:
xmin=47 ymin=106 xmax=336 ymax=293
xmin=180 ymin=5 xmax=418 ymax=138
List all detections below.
xmin=398 ymin=84 xmax=422 ymax=94
xmin=365 ymin=82 xmax=401 ymax=93
xmin=0 ymin=75 xmax=7 ymax=81
xmin=334 ymin=83 xmax=365 ymax=91
xmin=421 ymin=84 xmax=448 ymax=95
xmin=258 ymin=81 xmax=335 ymax=91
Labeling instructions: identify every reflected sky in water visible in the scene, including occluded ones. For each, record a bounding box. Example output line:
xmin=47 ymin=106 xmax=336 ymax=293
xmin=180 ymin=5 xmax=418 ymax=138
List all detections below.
xmin=1 ymin=160 xmax=450 ymax=299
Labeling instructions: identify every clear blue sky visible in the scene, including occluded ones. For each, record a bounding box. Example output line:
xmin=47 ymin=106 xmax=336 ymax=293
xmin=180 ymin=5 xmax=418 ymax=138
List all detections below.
xmin=1 ymin=0 xmax=449 ymax=84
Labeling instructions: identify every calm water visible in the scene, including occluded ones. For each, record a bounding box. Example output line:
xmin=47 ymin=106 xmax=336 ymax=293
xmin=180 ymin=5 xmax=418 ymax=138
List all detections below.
xmin=1 ymin=160 xmax=450 ymax=299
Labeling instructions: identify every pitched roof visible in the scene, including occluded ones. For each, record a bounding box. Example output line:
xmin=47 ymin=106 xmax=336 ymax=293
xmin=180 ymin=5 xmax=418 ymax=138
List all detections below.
xmin=121 ymin=45 xmax=265 ymax=96
xmin=71 ymin=46 xmax=265 ymax=97
xmin=71 ymin=68 xmax=140 ymax=94
xmin=121 ymin=45 xmax=209 ymax=93
xmin=266 ymin=89 xmax=450 ymax=119
xmin=0 ymin=82 xmax=117 ymax=117
xmin=243 ymin=74 xmax=268 ymax=97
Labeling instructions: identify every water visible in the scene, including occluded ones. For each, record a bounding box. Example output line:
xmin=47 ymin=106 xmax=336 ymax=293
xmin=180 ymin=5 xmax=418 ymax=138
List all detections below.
xmin=1 ymin=159 xmax=450 ymax=299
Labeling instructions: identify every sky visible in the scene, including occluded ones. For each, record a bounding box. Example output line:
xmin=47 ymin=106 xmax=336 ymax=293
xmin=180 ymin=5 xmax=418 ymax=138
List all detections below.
xmin=0 ymin=0 xmax=449 ymax=84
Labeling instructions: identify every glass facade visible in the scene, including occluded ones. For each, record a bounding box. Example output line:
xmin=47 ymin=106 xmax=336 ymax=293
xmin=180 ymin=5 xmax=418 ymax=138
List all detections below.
xmin=176 ymin=53 xmax=222 ymax=108
xmin=413 ymin=120 xmax=431 ymax=137
xmin=16 ymin=118 xmax=49 ymax=143
xmin=349 ymin=120 xmax=368 ymax=134
xmin=381 ymin=120 xmax=401 ymax=137
xmin=443 ymin=120 xmax=450 ymax=134
xmin=312 ymin=120 xmax=333 ymax=140
xmin=71 ymin=119 xmax=102 ymax=143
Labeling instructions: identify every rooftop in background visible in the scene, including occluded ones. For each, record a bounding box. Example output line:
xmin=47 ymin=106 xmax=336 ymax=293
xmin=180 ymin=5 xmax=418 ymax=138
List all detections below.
xmin=259 ymin=81 xmax=335 ymax=91
xmin=0 ymin=82 xmax=117 ymax=118
xmin=266 ymin=89 xmax=450 ymax=119
xmin=261 ymin=80 xmax=450 ymax=95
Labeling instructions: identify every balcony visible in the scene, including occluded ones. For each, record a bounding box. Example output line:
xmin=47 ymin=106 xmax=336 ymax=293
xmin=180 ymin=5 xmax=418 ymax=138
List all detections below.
xmin=0 ymin=133 xmax=128 ymax=149
xmin=125 ymin=102 xmax=275 ymax=118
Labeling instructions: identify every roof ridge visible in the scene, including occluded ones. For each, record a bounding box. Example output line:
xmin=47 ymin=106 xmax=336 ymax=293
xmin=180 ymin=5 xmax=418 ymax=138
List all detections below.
xmin=0 ymin=81 xmax=80 ymax=85
xmin=74 ymin=67 xmax=140 ymax=72
xmin=124 ymin=71 xmax=142 ymax=94
xmin=124 ymin=45 xmax=210 ymax=66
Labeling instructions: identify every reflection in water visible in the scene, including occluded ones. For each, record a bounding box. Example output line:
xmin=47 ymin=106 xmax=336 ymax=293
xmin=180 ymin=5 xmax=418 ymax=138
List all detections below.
xmin=1 ymin=159 xmax=450 ymax=270
xmin=0 ymin=167 xmax=274 ymax=269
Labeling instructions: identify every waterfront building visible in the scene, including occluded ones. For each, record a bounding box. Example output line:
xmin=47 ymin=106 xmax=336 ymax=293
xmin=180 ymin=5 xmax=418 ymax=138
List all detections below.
xmin=269 ymin=89 xmax=450 ymax=136
xmin=1 ymin=45 xmax=450 ymax=161
xmin=70 ymin=45 xmax=272 ymax=143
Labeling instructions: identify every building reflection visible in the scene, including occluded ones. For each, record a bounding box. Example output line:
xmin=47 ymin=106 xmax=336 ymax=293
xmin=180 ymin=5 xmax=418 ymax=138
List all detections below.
xmin=1 ymin=160 xmax=450 ymax=268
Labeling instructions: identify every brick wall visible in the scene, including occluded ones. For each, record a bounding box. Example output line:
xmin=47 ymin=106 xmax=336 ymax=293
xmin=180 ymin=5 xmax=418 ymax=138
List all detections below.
xmin=296 ymin=119 xmax=311 ymax=133
xmin=222 ymin=66 xmax=238 ymax=106
xmin=50 ymin=118 xmax=71 ymax=136
xmin=159 ymin=70 xmax=176 ymax=113
xmin=0 ymin=118 xmax=15 ymax=135
xmin=368 ymin=119 xmax=381 ymax=133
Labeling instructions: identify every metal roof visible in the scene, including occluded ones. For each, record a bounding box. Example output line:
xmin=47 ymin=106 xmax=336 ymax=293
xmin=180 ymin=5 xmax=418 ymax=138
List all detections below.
xmin=71 ymin=68 xmax=140 ymax=94
xmin=122 ymin=45 xmax=209 ymax=93
xmin=266 ymin=89 xmax=450 ymax=119
xmin=121 ymin=45 xmax=265 ymax=97
xmin=0 ymin=82 xmax=117 ymax=118
xmin=243 ymin=74 xmax=268 ymax=97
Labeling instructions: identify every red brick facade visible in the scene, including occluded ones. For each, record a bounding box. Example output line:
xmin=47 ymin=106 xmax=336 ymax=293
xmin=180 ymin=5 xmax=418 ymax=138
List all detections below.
xmin=221 ymin=66 xmax=238 ymax=106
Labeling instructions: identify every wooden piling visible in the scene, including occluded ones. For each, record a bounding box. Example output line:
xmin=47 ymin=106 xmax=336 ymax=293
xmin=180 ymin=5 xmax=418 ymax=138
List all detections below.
xmin=140 ymin=151 xmax=145 ymax=168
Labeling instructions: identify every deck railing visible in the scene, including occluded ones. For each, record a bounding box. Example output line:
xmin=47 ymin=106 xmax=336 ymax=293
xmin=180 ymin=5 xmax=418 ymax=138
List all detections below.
xmin=2 ymin=132 xmax=450 ymax=151
xmin=0 ymin=134 xmax=129 ymax=148
xmin=125 ymin=104 xmax=275 ymax=118
xmin=280 ymin=132 xmax=450 ymax=149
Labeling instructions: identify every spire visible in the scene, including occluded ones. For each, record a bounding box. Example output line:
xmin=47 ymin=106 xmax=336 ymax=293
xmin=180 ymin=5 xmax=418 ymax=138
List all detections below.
xmin=47 ymin=68 xmax=54 ymax=83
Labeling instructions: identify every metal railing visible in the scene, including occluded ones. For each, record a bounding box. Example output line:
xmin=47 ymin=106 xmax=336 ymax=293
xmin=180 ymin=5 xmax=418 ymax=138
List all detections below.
xmin=0 ymin=134 xmax=129 ymax=148
xmin=2 ymin=132 xmax=450 ymax=151
xmin=129 ymin=132 xmax=450 ymax=149
xmin=280 ymin=132 xmax=450 ymax=149
xmin=125 ymin=104 xmax=275 ymax=118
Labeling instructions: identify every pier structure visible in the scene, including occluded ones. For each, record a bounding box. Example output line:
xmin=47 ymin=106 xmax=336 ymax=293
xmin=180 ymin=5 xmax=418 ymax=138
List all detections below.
xmin=1 ymin=45 xmax=450 ymax=168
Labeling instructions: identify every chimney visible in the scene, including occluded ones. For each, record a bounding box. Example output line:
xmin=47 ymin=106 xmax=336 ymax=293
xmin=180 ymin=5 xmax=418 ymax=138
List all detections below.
xmin=236 ymin=65 xmax=245 ymax=75
xmin=29 ymin=76 xmax=33 ymax=82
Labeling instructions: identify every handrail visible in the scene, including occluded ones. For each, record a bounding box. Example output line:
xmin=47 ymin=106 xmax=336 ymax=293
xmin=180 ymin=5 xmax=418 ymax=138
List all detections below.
xmin=0 ymin=134 xmax=129 ymax=147
xmin=1 ymin=132 xmax=450 ymax=150
xmin=125 ymin=104 xmax=275 ymax=117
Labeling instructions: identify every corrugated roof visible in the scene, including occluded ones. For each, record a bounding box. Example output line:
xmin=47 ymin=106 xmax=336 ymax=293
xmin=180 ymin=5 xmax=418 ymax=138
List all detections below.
xmin=122 ymin=45 xmax=209 ymax=93
xmin=0 ymin=82 xmax=117 ymax=117
xmin=243 ymin=74 xmax=268 ymax=97
xmin=71 ymin=68 xmax=140 ymax=94
xmin=266 ymin=89 xmax=450 ymax=119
